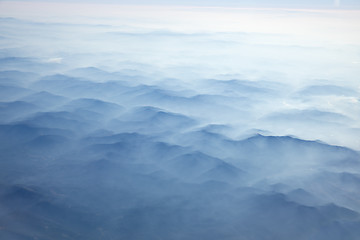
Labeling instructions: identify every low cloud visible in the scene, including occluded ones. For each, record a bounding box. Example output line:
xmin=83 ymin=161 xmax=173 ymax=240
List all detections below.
xmin=0 ymin=5 xmax=360 ymax=240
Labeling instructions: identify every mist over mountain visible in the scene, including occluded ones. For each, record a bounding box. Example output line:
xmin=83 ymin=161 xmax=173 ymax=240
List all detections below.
xmin=0 ymin=2 xmax=360 ymax=240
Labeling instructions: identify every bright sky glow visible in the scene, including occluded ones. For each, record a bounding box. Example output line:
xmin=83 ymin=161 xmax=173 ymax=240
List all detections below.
xmin=1 ymin=2 xmax=360 ymax=45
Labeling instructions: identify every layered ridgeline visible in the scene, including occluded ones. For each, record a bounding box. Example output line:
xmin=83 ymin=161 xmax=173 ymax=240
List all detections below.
xmin=1 ymin=6 xmax=360 ymax=239
xmin=0 ymin=60 xmax=360 ymax=240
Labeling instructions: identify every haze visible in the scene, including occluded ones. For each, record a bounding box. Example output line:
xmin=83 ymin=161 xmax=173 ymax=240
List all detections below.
xmin=0 ymin=1 xmax=360 ymax=239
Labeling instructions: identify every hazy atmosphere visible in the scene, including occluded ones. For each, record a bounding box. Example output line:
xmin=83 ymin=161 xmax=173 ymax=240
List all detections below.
xmin=0 ymin=1 xmax=360 ymax=239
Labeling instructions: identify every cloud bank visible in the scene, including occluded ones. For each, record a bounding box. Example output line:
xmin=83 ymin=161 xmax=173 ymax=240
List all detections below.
xmin=0 ymin=3 xmax=360 ymax=240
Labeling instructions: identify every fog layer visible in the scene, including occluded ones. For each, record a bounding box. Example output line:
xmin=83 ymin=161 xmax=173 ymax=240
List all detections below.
xmin=0 ymin=3 xmax=360 ymax=240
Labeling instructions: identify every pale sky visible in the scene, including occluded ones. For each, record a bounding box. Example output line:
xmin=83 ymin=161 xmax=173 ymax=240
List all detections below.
xmin=1 ymin=0 xmax=360 ymax=8
xmin=1 ymin=1 xmax=359 ymax=46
